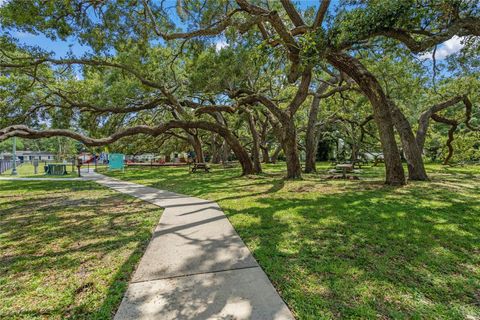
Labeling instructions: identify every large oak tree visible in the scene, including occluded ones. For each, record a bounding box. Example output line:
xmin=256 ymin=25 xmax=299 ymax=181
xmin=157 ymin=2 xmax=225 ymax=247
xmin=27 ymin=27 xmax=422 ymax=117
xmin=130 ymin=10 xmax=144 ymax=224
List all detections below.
xmin=1 ymin=0 xmax=479 ymax=184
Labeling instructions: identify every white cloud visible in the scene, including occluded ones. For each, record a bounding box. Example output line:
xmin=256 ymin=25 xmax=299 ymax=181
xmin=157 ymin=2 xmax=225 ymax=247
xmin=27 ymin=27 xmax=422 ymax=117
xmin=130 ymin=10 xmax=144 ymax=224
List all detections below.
xmin=215 ymin=40 xmax=228 ymax=52
xmin=419 ymin=36 xmax=465 ymax=60
xmin=0 ymin=0 xmax=7 ymax=7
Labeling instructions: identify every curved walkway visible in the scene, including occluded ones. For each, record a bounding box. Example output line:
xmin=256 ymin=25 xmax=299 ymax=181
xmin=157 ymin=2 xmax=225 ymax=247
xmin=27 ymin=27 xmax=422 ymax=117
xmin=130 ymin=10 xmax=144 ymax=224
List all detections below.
xmin=82 ymin=171 xmax=294 ymax=320
xmin=1 ymin=171 xmax=294 ymax=319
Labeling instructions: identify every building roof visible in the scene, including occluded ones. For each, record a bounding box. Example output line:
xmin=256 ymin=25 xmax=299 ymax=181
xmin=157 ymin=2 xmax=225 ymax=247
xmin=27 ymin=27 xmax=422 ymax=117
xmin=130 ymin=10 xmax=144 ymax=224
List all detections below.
xmin=0 ymin=151 xmax=56 ymax=156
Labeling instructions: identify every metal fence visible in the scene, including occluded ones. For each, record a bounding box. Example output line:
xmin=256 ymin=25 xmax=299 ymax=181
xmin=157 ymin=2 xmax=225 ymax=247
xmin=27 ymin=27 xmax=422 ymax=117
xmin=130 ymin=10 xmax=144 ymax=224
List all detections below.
xmin=0 ymin=160 xmax=25 ymax=175
xmin=0 ymin=159 xmax=73 ymax=175
xmin=0 ymin=159 xmax=13 ymax=174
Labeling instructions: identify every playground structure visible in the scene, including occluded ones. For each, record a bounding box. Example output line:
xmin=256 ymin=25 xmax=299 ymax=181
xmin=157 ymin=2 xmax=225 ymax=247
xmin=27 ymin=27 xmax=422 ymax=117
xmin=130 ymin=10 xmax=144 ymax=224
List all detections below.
xmin=0 ymin=151 xmax=201 ymax=175
xmin=78 ymin=152 xmax=107 ymax=165
xmin=125 ymin=152 xmax=192 ymax=168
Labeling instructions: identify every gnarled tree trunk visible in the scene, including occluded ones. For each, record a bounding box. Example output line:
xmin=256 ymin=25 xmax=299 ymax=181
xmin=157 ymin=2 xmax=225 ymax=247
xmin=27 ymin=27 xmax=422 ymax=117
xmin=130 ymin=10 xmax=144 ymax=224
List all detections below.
xmin=416 ymin=96 xmax=465 ymax=152
xmin=389 ymin=104 xmax=428 ymax=180
xmin=220 ymin=140 xmax=230 ymax=163
xmin=260 ymin=145 xmax=270 ymax=163
xmin=262 ymin=109 xmax=301 ymax=177
xmin=189 ymin=122 xmax=253 ymax=175
xmin=187 ymin=132 xmax=205 ymax=163
xmin=210 ymin=133 xmax=221 ymax=164
xmin=270 ymin=144 xmax=282 ymax=164
xmin=327 ymin=53 xmax=406 ymax=185
xmin=247 ymin=112 xmax=262 ymax=173
xmin=305 ymin=79 xmax=340 ymax=173
xmin=226 ymin=136 xmax=254 ymax=175
xmin=431 ymin=113 xmax=459 ymax=165
xmin=282 ymin=119 xmax=302 ymax=179
xmin=259 ymin=116 xmax=272 ymax=163
xmin=304 ymin=89 xmax=322 ymax=173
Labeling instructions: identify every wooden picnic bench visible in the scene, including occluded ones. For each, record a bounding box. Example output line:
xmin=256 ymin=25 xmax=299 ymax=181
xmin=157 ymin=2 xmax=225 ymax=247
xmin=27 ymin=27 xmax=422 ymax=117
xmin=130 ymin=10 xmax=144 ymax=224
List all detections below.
xmin=327 ymin=163 xmax=360 ymax=180
xmin=352 ymin=159 xmax=369 ymax=169
xmin=336 ymin=163 xmax=354 ymax=178
xmin=191 ymin=162 xmax=210 ymax=173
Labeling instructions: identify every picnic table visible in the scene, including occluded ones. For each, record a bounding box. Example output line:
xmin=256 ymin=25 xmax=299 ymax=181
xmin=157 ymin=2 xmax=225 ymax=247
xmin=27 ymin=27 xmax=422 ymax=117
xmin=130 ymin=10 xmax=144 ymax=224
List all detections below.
xmin=191 ymin=162 xmax=210 ymax=173
xmin=352 ymin=159 xmax=369 ymax=169
xmin=335 ymin=163 xmax=353 ymax=178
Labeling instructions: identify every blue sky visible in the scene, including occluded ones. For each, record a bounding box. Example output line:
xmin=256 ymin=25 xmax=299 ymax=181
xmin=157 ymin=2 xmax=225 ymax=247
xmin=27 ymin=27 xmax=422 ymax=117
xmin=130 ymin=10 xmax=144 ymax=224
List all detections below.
xmin=0 ymin=0 xmax=465 ymax=61
xmin=10 ymin=31 xmax=91 ymax=57
xmin=0 ymin=0 xmax=337 ymax=58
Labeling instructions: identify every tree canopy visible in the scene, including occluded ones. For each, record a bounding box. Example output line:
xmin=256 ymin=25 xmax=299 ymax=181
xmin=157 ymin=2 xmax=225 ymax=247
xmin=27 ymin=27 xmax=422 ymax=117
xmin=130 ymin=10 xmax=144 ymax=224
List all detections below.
xmin=0 ymin=0 xmax=479 ymax=184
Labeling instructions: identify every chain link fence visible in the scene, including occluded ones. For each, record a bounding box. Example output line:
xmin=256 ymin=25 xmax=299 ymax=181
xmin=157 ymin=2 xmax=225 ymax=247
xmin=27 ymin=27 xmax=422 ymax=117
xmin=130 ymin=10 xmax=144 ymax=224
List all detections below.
xmin=0 ymin=159 xmax=79 ymax=176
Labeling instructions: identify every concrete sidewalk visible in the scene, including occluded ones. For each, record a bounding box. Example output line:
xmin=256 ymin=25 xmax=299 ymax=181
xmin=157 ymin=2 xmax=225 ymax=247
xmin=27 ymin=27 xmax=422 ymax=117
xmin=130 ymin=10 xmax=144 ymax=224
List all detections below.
xmin=82 ymin=171 xmax=294 ymax=320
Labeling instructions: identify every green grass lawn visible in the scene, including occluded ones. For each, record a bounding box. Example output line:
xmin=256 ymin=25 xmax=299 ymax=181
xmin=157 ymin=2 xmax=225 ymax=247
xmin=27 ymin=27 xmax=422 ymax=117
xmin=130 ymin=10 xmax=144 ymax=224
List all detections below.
xmin=2 ymin=163 xmax=79 ymax=178
xmin=0 ymin=180 xmax=162 ymax=319
xmin=100 ymin=162 xmax=480 ymax=319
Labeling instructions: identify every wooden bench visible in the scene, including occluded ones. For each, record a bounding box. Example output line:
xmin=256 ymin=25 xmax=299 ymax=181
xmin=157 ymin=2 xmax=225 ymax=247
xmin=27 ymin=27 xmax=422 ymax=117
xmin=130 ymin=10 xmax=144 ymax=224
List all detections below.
xmin=191 ymin=162 xmax=210 ymax=173
xmin=352 ymin=159 xmax=369 ymax=169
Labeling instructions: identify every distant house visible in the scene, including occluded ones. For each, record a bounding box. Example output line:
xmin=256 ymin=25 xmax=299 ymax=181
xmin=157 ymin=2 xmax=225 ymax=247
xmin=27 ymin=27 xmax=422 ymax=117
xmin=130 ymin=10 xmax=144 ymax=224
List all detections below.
xmin=363 ymin=152 xmax=383 ymax=161
xmin=125 ymin=153 xmax=157 ymax=162
xmin=125 ymin=152 xmax=188 ymax=163
xmin=0 ymin=151 xmax=56 ymax=162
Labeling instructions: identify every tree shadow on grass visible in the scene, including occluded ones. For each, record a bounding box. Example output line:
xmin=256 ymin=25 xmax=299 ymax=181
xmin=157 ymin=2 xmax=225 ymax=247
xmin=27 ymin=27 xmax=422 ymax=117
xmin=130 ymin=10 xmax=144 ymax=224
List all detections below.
xmin=223 ymin=180 xmax=480 ymax=319
xmin=101 ymin=167 xmax=278 ymax=200
xmin=0 ymin=178 xmax=291 ymax=320
xmin=0 ymin=181 xmax=162 ymax=319
xmin=95 ymin=167 xmax=480 ymax=318
xmin=112 ymin=201 xmax=291 ymax=320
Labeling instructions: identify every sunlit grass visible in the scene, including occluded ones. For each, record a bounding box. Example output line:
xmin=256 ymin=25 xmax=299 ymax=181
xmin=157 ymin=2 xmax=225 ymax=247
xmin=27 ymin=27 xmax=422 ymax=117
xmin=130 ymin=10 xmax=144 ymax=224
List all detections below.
xmin=0 ymin=180 xmax=162 ymax=319
xmin=101 ymin=162 xmax=480 ymax=319
xmin=3 ymin=163 xmax=79 ymax=178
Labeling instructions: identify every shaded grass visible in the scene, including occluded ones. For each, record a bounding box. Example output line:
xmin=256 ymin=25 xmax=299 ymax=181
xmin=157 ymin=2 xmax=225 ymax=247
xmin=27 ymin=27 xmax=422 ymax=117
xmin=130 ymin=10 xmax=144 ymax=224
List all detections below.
xmin=0 ymin=180 xmax=162 ymax=319
xmin=101 ymin=162 xmax=480 ymax=319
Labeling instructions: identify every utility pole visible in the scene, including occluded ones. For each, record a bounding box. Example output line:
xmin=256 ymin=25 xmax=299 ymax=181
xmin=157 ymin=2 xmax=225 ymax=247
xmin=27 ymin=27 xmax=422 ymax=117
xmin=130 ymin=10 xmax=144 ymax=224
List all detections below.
xmin=11 ymin=137 xmax=18 ymax=175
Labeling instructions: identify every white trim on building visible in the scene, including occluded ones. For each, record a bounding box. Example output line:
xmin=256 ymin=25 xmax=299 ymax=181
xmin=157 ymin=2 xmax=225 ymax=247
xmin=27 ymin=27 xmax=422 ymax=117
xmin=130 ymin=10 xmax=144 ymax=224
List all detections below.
xmin=0 ymin=151 xmax=56 ymax=161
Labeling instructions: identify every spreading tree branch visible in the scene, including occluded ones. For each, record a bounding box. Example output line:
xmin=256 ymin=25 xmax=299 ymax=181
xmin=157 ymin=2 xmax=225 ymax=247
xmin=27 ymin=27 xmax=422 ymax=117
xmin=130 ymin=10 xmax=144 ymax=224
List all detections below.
xmin=280 ymin=0 xmax=305 ymax=27
xmin=312 ymin=0 xmax=331 ymax=29
xmin=142 ymin=0 xmax=241 ymax=40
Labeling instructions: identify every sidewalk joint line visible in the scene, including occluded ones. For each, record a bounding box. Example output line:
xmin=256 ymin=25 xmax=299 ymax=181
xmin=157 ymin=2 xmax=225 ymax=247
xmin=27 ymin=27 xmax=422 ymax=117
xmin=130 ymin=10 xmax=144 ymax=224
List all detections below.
xmin=131 ymin=265 xmax=261 ymax=284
